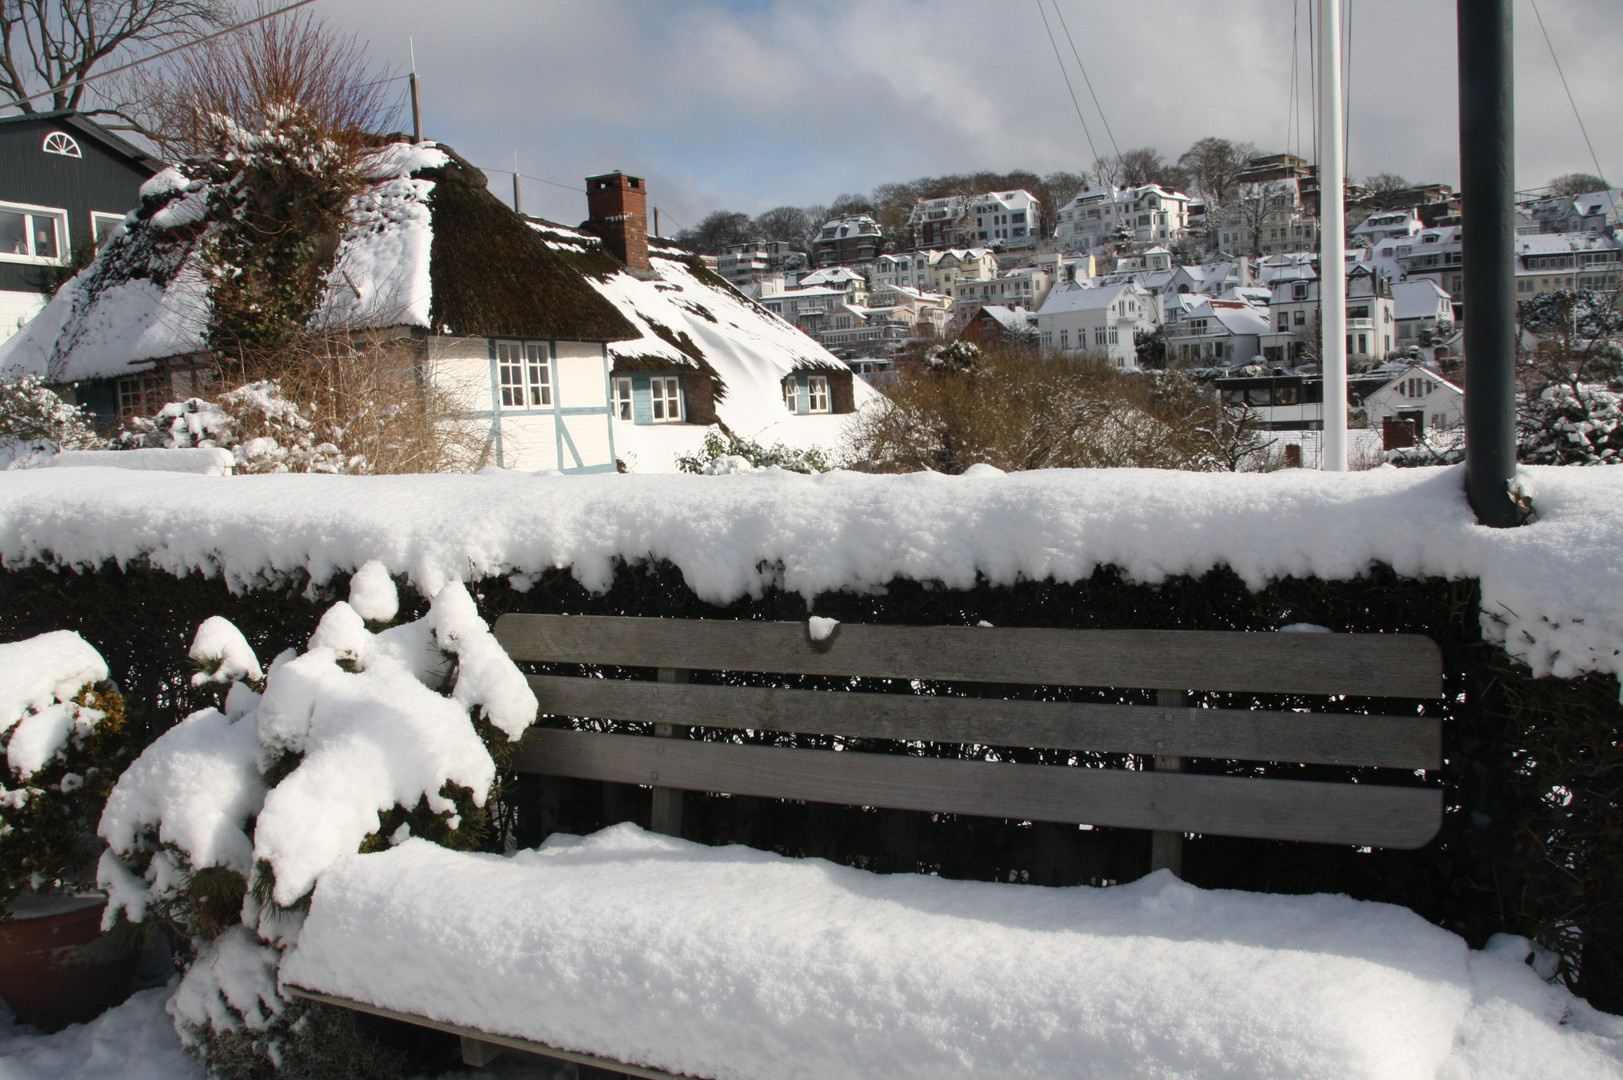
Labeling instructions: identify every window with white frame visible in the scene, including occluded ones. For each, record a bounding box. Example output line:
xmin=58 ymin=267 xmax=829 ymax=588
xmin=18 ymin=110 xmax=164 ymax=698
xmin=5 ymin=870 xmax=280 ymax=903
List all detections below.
xmin=807 ymin=375 xmax=830 ymax=413
xmin=91 ymin=212 xmax=125 ymax=248
xmin=614 ymin=377 xmax=634 ymax=420
xmin=496 ymin=341 xmax=552 ymax=408
xmin=649 ymin=375 xmax=682 ymax=421
xmin=0 ymin=201 xmax=66 ymax=263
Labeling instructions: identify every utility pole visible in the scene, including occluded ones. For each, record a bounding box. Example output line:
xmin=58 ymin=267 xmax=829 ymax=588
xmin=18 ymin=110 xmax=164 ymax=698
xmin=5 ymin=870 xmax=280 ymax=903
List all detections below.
xmin=1459 ymin=0 xmax=1520 ymax=527
xmin=408 ymin=38 xmax=423 ymax=142
xmin=1317 ymin=0 xmax=1347 ymax=471
xmin=512 ymin=152 xmax=522 ymax=215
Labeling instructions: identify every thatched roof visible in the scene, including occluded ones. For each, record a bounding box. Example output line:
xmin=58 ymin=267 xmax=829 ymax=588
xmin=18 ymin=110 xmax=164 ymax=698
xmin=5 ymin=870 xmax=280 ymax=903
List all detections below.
xmin=0 ymin=139 xmax=638 ymax=384
xmin=419 ymin=151 xmax=635 ymax=342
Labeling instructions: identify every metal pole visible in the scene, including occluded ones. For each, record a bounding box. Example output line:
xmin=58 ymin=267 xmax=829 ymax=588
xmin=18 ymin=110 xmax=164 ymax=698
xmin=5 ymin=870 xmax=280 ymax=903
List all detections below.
xmin=1459 ymin=0 xmax=1520 ymax=527
xmin=409 ymin=72 xmax=423 ymax=142
xmin=1318 ymin=0 xmax=1347 ymax=471
xmin=513 ymin=152 xmax=522 ymax=215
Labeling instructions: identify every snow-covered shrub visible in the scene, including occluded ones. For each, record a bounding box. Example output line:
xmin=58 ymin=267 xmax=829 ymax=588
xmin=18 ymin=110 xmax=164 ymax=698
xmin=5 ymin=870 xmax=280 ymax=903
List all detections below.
xmin=97 ymin=572 xmax=536 ymax=1077
xmin=116 ymin=381 xmax=356 ymax=474
xmin=1519 ymin=381 xmax=1623 ymax=465
xmin=0 ymin=632 xmax=128 ymax=907
xmin=0 ymin=372 xmax=99 ymax=468
xmin=675 ymin=430 xmax=833 ymax=475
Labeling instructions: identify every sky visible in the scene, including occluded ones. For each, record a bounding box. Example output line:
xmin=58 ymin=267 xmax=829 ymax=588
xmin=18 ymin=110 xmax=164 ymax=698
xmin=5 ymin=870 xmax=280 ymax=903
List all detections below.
xmin=318 ymin=0 xmax=1623 ymax=232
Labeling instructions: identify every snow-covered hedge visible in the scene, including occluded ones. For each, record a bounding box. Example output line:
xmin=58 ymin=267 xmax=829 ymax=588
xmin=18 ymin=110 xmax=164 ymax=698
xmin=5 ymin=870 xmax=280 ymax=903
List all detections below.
xmin=96 ymin=569 xmax=535 ymax=1074
xmin=0 ymin=463 xmax=1620 ymax=688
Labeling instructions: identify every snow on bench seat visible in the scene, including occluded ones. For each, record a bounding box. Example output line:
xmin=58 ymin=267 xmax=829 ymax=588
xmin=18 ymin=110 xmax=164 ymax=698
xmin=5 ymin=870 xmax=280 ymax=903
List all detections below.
xmin=279 ymin=824 xmax=1622 ymax=1080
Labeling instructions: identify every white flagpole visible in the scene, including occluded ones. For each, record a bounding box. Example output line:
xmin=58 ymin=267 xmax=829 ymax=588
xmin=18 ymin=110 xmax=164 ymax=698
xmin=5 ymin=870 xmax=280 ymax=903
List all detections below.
xmin=1318 ymin=0 xmax=1348 ymax=471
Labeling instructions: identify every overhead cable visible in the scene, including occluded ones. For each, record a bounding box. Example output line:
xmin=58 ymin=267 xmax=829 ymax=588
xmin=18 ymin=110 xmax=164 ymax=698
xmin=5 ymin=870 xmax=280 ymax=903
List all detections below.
xmin=1033 ymin=0 xmax=1100 ymax=166
xmin=0 ymin=0 xmax=320 ymax=112
xmin=1051 ymin=0 xmax=1120 ymax=161
xmin=1530 ymin=0 xmax=1608 ymax=185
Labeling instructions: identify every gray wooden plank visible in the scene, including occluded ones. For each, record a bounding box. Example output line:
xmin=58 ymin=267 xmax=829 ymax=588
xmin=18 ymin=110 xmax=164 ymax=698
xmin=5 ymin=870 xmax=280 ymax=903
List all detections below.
xmin=1149 ymin=689 xmax=1188 ymax=877
xmin=650 ymin=667 xmax=687 ymax=838
xmin=285 ymin=988 xmax=702 ymax=1080
xmin=515 ymin=729 xmax=1444 ymax=849
xmin=524 ymin=675 xmax=1442 ymax=769
xmin=494 ymin=614 xmax=1443 ymax=698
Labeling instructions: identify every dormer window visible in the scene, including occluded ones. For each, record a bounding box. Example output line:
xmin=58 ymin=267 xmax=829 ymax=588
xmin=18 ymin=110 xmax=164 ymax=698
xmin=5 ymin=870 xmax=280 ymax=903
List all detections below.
xmin=42 ymin=132 xmax=81 ymax=158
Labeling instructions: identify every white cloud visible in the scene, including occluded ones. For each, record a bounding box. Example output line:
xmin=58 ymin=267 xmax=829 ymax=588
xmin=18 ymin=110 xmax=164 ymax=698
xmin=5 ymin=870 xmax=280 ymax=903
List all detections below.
xmin=326 ymin=0 xmax=1623 ymax=226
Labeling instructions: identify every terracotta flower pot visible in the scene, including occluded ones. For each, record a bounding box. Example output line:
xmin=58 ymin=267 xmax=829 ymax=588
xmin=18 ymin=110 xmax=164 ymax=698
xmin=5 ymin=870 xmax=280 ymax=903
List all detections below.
xmin=0 ymin=894 xmax=139 ymax=1032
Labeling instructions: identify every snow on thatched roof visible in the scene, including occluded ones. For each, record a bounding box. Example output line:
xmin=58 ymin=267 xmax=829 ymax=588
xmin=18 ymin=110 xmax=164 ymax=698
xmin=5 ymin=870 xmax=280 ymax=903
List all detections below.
xmin=528 ymin=221 xmax=879 ymax=464
xmin=0 ymin=140 xmax=637 ymax=384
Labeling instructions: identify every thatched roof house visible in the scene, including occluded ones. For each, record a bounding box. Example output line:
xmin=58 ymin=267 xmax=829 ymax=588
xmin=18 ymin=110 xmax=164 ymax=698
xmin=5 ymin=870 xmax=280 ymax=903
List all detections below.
xmin=1 ymin=137 xmax=870 ymax=472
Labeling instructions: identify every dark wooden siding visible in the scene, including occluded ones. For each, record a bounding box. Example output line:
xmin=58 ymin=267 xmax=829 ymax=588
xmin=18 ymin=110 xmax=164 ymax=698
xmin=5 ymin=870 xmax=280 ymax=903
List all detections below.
xmin=0 ymin=116 xmax=156 ymax=294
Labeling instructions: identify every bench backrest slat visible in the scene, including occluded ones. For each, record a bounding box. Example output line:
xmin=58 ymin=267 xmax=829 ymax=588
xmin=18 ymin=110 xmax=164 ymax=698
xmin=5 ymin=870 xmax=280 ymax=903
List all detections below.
xmin=495 ymin=615 xmax=1444 ymax=698
xmin=517 ymin=729 xmax=1443 ymax=849
xmin=526 ymin=674 xmax=1441 ymax=770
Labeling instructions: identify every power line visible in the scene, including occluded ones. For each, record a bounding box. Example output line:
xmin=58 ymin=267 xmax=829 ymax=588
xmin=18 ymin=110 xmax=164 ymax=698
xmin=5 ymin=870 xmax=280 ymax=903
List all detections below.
xmin=473 ymin=164 xmax=586 ymax=195
xmin=1051 ymin=0 xmax=1120 ymax=161
xmin=0 ymin=0 xmax=320 ymax=112
xmin=1032 ymin=0 xmax=1099 ymax=166
xmin=1529 ymin=0 xmax=1608 ymax=184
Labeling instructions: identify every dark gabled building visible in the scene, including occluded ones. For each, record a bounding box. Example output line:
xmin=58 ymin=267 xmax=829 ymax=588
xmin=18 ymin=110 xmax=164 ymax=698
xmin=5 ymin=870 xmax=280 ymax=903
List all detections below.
xmin=0 ymin=111 xmax=162 ymax=343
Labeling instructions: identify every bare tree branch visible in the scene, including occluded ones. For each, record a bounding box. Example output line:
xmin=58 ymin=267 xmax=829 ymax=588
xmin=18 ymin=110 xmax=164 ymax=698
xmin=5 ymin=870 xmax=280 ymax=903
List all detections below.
xmin=0 ymin=0 xmax=230 ymax=117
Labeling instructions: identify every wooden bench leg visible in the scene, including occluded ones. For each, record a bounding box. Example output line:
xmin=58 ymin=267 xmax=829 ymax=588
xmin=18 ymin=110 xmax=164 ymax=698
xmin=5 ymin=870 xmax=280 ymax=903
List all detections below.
xmin=1149 ymin=689 xmax=1188 ymax=878
xmin=461 ymin=1034 xmax=506 ymax=1067
xmin=651 ymin=667 xmax=689 ymax=838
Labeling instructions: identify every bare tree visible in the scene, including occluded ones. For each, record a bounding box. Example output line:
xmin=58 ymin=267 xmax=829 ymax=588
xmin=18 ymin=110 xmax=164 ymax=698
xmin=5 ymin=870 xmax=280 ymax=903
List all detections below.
xmin=143 ymin=6 xmax=396 ymax=159
xmin=0 ymin=0 xmax=230 ymax=120
xmin=1178 ymin=137 xmax=1258 ymax=209
xmin=1231 ymin=180 xmax=1297 ymax=256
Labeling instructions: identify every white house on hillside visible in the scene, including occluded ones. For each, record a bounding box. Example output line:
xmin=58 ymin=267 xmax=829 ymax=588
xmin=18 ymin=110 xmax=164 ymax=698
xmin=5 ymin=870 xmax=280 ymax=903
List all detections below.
xmin=966 ymin=190 xmax=1041 ymax=249
xmin=1055 ymin=184 xmax=1192 ymax=251
xmin=1036 ymin=281 xmax=1157 ymax=369
xmin=1362 ymin=364 xmax=1463 ymax=439
xmin=1164 ymin=298 xmax=1269 ymax=367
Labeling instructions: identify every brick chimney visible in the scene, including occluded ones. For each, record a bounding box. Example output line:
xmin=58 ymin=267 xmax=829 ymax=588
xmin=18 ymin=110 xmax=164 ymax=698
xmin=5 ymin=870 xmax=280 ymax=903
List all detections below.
xmin=585 ymin=171 xmax=649 ymax=270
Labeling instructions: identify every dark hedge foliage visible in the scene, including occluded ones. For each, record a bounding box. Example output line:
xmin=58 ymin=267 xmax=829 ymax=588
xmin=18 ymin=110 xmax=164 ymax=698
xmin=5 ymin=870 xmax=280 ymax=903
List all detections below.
xmin=2 ymin=557 xmax=1618 ymax=1015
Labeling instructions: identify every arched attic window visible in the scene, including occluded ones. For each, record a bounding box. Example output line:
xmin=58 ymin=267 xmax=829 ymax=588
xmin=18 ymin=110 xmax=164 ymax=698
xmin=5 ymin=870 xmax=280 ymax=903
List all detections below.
xmin=42 ymin=132 xmax=81 ymax=158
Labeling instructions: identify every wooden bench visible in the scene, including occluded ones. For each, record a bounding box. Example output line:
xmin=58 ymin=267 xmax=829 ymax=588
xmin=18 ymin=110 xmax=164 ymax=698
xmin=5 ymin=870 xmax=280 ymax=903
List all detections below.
xmin=290 ymin=614 xmax=1445 ymax=1076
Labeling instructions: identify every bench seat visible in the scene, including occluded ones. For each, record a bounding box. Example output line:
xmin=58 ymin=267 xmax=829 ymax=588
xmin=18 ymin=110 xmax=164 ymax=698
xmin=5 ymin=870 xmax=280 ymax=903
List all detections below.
xmin=283 ymin=825 xmax=1475 ymax=1080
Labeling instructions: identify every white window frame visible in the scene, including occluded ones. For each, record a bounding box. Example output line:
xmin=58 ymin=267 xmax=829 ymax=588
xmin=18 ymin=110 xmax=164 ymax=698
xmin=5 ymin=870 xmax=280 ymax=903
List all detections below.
xmin=0 ymin=200 xmax=69 ymax=265
xmin=807 ymin=374 xmax=830 ymax=414
xmin=495 ymin=340 xmax=552 ymax=409
xmin=91 ymin=211 xmax=126 ymax=248
xmin=614 ymin=377 xmax=634 ymax=420
xmin=42 ymin=131 xmax=81 ymax=158
xmin=649 ymin=375 xmax=682 ymax=422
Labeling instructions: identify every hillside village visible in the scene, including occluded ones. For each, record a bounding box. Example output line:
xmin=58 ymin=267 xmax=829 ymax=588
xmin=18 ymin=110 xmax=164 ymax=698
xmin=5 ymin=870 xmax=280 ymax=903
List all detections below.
xmin=1 ymin=104 xmax=1617 ymax=471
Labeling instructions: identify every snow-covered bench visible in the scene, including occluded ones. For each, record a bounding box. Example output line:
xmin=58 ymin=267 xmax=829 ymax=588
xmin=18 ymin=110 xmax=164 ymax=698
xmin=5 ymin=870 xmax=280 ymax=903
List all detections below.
xmin=286 ymin=614 xmax=1445 ymax=1077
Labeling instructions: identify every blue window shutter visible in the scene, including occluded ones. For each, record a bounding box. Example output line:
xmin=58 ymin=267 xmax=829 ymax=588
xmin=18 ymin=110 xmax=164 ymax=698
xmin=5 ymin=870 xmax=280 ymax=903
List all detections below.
xmin=795 ymin=375 xmax=810 ymax=415
xmin=631 ymin=374 xmax=653 ymax=424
